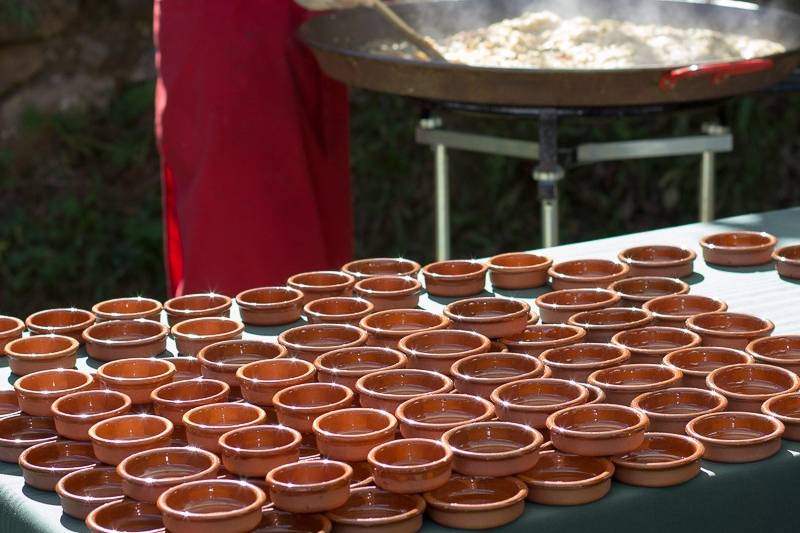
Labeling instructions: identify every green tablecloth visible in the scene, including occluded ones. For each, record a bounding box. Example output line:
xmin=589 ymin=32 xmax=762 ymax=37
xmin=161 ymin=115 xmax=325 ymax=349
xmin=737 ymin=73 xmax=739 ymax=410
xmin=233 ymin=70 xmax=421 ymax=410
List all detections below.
xmin=1 ymin=206 xmax=799 ymax=532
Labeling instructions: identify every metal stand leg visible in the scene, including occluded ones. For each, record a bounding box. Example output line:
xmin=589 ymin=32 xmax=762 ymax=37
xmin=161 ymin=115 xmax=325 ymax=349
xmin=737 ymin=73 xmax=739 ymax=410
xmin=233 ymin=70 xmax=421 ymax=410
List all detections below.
xmin=533 ymin=112 xmax=564 ymax=248
xmin=700 ymin=123 xmax=728 ymax=222
xmin=421 ymin=117 xmax=451 ymax=260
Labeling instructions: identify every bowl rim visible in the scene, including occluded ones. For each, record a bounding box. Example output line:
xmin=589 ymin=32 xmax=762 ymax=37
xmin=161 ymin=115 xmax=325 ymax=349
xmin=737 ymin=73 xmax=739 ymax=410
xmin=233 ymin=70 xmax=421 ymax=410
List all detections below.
xmin=164 ymin=293 xmax=232 ymax=316
xmin=355 ymin=369 xmax=454 ymax=401
xmin=97 ymin=358 xmax=176 ymax=385
xmin=218 ymin=424 xmax=302 ymax=457
xmin=451 ymin=352 xmax=544 ymax=384
xmin=353 ymin=275 xmax=421 ymax=297
xmin=19 ymin=439 xmax=99 ymax=473
xmin=326 ymin=487 xmax=426 ymax=525
xmin=686 ymin=312 xmax=774 ymax=338
xmin=538 ymin=343 xmax=631 ymax=371
xmin=610 ymin=326 xmax=702 ymax=355
xmin=587 ymin=363 xmax=683 ymax=391
xmin=641 ymin=294 xmax=728 ymax=320
xmin=0 ymin=414 xmax=56 ymax=446
xmin=398 ymin=329 xmax=491 ymax=358
xmin=568 ymin=307 xmax=653 ymax=331
xmin=699 ymin=231 xmax=777 ymax=252
xmin=236 ymin=358 xmax=316 ymax=385
xmin=367 ymin=437 xmax=453 ymax=474
xmin=359 ymin=310 xmax=450 ymax=338
xmin=706 ymin=363 xmax=800 ymax=400
xmin=272 ymin=383 xmax=354 ymax=414
xmin=234 ymin=286 xmax=302 ymax=310
xmin=197 ymin=339 xmax=287 ymax=369
xmin=773 ymin=244 xmax=800 ymax=265
xmin=51 ymin=389 xmax=132 ymax=421
xmin=313 ymin=407 xmax=398 ymax=442
xmin=150 ymin=378 xmax=230 ymax=407
xmin=303 ymin=297 xmax=375 ymax=322
xmin=517 ymin=450 xmax=614 ymax=487
xmin=608 ymin=276 xmax=689 ymax=303
xmin=55 ymin=466 xmax=123 ymax=503
xmin=314 ymin=346 xmax=407 ymax=377
xmin=746 ymin=335 xmax=800 ymax=365
xmin=617 ymin=245 xmax=696 ymax=267
xmin=610 ymin=431 xmax=705 ymax=470
xmin=685 ymin=411 xmax=784 ymax=446
xmin=395 ymin=393 xmax=495 ymax=431
xmin=88 ymin=414 xmax=173 ymax=447
xmin=761 ymin=392 xmax=800 ymax=423
xmin=14 ymin=369 xmax=94 ymax=397
xmin=421 ymin=260 xmax=488 ymax=281
xmin=546 ymin=403 xmax=649 ymax=439
xmin=631 ymin=387 xmax=728 ymax=420
xmin=441 ymin=421 xmax=543 ymax=461
xmin=278 ymin=323 xmax=369 ymax=351
xmin=25 ymin=308 xmax=96 ymax=334
xmin=92 ymin=297 xmax=162 ymax=319
xmin=443 ymin=297 xmax=530 ymax=324
xmin=491 ymin=378 xmax=590 ymax=412
xmin=5 ymin=334 xmax=79 ymax=360
xmin=82 ymin=319 xmax=169 ymax=347
xmin=182 ymin=402 xmax=267 ymax=431
xmin=266 ymin=459 xmax=353 ymax=493
xmin=486 ymin=252 xmax=553 ymax=272
xmin=422 ymin=475 xmax=527 ymax=511
xmin=548 ymin=259 xmax=630 ymax=283
xmin=287 ymin=270 xmax=356 ymax=291
xmin=501 ymin=324 xmax=587 ymax=348
xmin=342 ymin=257 xmax=421 ymax=278
xmin=0 ymin=316 xmax=25 ymax=337
xmin=662 ymin=347 xmax=754 ymax=377
xmin=157 ymin=478 xmax=266 ymax=521
xmin=86 ymin=499 xmax=164 ymax=533
xmin=534 ymin=288 xmax=621 ymax=310
xmin=170 ymin=317 xmax=245 ymax=341
xmin=117 ymin=445 xmax=220 ymax=486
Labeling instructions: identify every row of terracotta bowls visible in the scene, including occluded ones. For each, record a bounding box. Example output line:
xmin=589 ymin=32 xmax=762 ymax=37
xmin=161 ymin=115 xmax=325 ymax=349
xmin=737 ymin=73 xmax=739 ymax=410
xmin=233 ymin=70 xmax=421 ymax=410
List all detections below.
xmin=0 ymin=230 xmax=798 ymax=533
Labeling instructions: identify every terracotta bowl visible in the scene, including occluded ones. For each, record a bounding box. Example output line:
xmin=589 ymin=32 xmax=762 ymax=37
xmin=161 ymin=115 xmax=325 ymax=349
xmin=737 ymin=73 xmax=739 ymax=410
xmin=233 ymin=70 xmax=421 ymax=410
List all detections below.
xmin=518 ymin=450 xmax=614 ymax=506
xmin=0 ymin=315 xmax=25 ymax=355
xmin=588 ymin=364 xmax=683 ymax=406
xmin=398 ymin=329 xmax=490 ymax=375
xmin=773 ymin=245 xmax=800 ymax=279
xmin=359 ymin=310 xmax=450 ymax=349
xmin=117 ymin=446 xmax=220 ymax=503
xmin=762 ymin=392 xmax=800 ymax=441
xmin=746 ymin=335 xmax=800 ymax=375
xmin=56 ymin=466 xmax=124 ymax=519
xmin=183 ymin=402 xmax=266 ymax=453
xmin=267 ymin=460 xmax=353 ymax=513
xmin=583 ymin=383 xmax=607 ymax=405
xmin=535 ymin=288 xmax=621 ymax=324
xmin=699 ymin=231 xmax=777 ymax=266
xmin=83 ymin=319 xmax=169 ymax=361
xmin=89 ymin=414 xmax=173 ymax=465
xmin=686 ymin=312 xmax=774 ymax=350
xmin=451 ymin=352 xmax=546 ymax=399
xmin=256 ymin=510 xmax=332 ymax=533
xmin=0 ymin=389 xmax=20 ymax=418
xmin=19 ymin=440 xmax=99 ymax=491
xmin=442 ymin=421 xmax=543 ymax=477
xmin=539 ymin=343 xmax=631 ymax=382
xmin=235 ymin=287 xmax=304 ymax=326
xmin=368 ymin=438 xmax=453 ymax=494
xmin=663 ymin=346 xmax=755 ymax=389
xmin=5 ymin=334 xmax=79 ymax=375
xmin=608 ymin=276 xmax=690 ymax=308
xmin=97 ymin=358 xmax=176 ymax=404
xmin=218 ymin=424 xmax=301 ymax=477
xmin=548 ymin=259 xmax=630 ymax=291
xmin=151 ymin=378 xmax=230 ymax=426
xmin=686 ymin=411 xmax=784 ymax=463
xmin=642 ymin=294 xmax=728 ymax=327
xmin=568 ymin=307 xmax=654 ymax=343
xmin=546 ymin=403 xmax=649 ymax=456
xmin=501 ymin=324 xmax=587 ymax=357
xmin=395 ymin=393 xmax=495 ymax=439
xmin=342 ymin=258 xmax=421 ymax=279
xmin=93 ymin=297 xmax=162 ymax=322
xmin=611 ymin=432 xmax=704 ymax=487
xmin=421 ymin=260 xmax=488 ymax=297
xmin=706 ymin=363 xmax=800 ymax=412
xmin=312 ymin=407 xmax=396 ymax=462
xmin=273 ymin=382 xmax=354 ymax=433
xmin=86 ymin=499 xmax=165 ymax=533
xmin=14 ymin=368 xmax=94 ymax=416
xmin=278 ymin=323 xmax=368 ymax=362
xmin=51 ymin=389 xmax=132 ymax=440
xmin=164 ymin=293 xmax=232 ymax=327
xmin=353 ymin=276 xmax=422 ymax=311
xmin=288 ymin=271 xmax=356 ymax=304
xmin=304 ymin=297 xmax=375 ymax=326
xmin=355 ymin=369 xmax=454 ymax=414
xmin=171 ymin=317 xmax=245 ymax=356
xmin=486 ymin=252 xmax=553 ymax=290
xmin=631 ymin=387 xmax=728 ymax=434
xmin=237 ymin=358 xmax=316 ymax=407
xmin=443 ymin=297 xmax=530 ymax=339
xmin=25 ymin=307 xmax=96 ymax=343
xmin=423 ymin=476 xmax=528 ymax=530
xmin=491 ymin=378 xmax=589 ymax=429
xmin=0 ymin=414 xmax=57 ymax=463
xmin=157 ymin=479 xmax=266 ymax=533
xmin=327 ymin=488 xmax=424 ymax=533
xmin=611 ymin=326 xmax=702 ymax=364
xmin=198 ymin=339 xmax=287 ymax=387
xmin=163 ymin=357 xmax=201 ymax=382
xmin=315 ymin=346 xmax=407 ymax=390
xmin=617 ymin=245 xmax=696 ymax=278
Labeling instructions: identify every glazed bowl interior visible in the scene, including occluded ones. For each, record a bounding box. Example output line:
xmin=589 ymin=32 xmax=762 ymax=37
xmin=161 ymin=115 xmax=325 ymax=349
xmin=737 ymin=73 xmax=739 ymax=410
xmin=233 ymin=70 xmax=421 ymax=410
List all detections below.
xmin=358 ymin=370 xmax=451 ymax=397
xmin=551 ymin=404 xmax=644 ymax=433
xmin=494 ymin=379 xmax=585 ymax=406
xmin=401 ymin=330 xmax=487 ymax=354
xmin=0 ymin=316 xmax=23 ymax=334
xmin=59 ymin=467 xmax=121 ymax=498
xmin=748 ymin=337 xmax=800 ymax=359
xmin=168 ymin=294 xmax=229 ymax=312
xmin=54 ymin=390 xmax=128 ymax=416
xmin=221 ymin=425 xmax=298 ymax=450
xmin=362 ymin=311 xmax=445 ymax=332
xmin=370 ymin=438 xmax=448 ymax=466
xmin=541 ymin=344 xmax=627 ymax=365
xmin=160 ymin=481 xmax=262 ymax=514
xmin=328 ymin=488 xmax=422 ymax=520
xmin=703 ymin=232 xmax=773 ymax=248
xmin=526 ymin=452 xmax=610 ymax=481
xmin=611 ymin=277 xmax=688 ymax=299
xmin=572 ymin=308 xmax=650 ymax=326
xmin=709 ymin=365 xmax=796 ymax=395
xmin=454 ymin=353 xmax=541 ymax=380
xmin=17 ymin=370 xmax=91 ymax=393
xmin=634 ymin=388 xmax=724 ymax=414
xmin=763 ymin=394 xmax=800 ymax=417
xmin=427 ymin=476 xmax=524 ymax=505
xmin=356 ymin=276 xmax=418 ymax=293
xmin=591 ymin=365 xmax=679 ymax=387
xmin=87 ymin=320 xmax=165 ymax=342
xmin=306 ymin=298 xmax=371 ymax=316
xmin=95 ymin=298 xmax=160 ymax=316
xmin=446 ymin=298 xmax=526 ymax=319
xmin=276 ymin=383 xmax=350 ymax=408
xmin=154 ymin=379 xmax=228 ymax=402
xmin=270 ymin=460 xmax=349 ymax=485
xmin=8 ymin=335 xmax=75 ymax=355
xmin=93 ymin=415 xmax=170 ymax=441
xmin=237 ymin=287 xmax=300 ymax=306
xmin=425 ymin=261 xmax=484 ymax=276
xmin=690 ymin=313 xmax=771 ymax=333
xmin=185 ymin=403 xmax=263 ymax=426
xmin=101 ymin=359 xmax=172 ymax=379
xmin=0 ymin=415 xmax=56 ymax=441
xmin=538 ymin=289 xmax=617 ymax=306
xmin=490 ymin=253 xmax=549 ymax=268
xmin=121 ymin=447 xmax=215 ymax=479
xmin=239 ymin=359 xmax=313 ymax=381
xmin=281 ymin=325 xmax=365 ymax=347
xmin=665 ymin=347 xmax=752 ymax=373
xmin=775 ymin=246 xmax=800 ymax=261
xmin=510 ymin=325 xmax=582 ymax=343
xmin=318 ymin=347 xmax=403 ymax=373
xmin=620 ymin=245 xmax=693 ymax=263
xmin=23 ymin=440 xmax=96 ymax=468
xmin=174 ymin=318 xmax=240 ymax=336
xmin=690 ymin=413 xmax=779 ymax=439
xmin=400 ymin=395 xmax=491 ymax=424
xmin=88 ymin=501 xmax=162 ymax=531
xmin=614 ymin=433 xmax=700 ymax=463
xmin=614 ymin=328 xmax=698 ymax=350
xmin=201 ymin=340 xmax=284 ymax=365
xmin=445 ymin=423 xmax=537 ymax=453
xmin=344 ymin=258 xmax=419 ymax=277
xmin=644 ymin=295 xmax=725 ymax=316
xmin=316 ymin=409 xmax=393 ymax=435
xmin=552 ymin=259 xmax=625 ymax=278
xmin=28 ymin=309 xmax=93 ymax=328
xmin=291 ymin=271 xmax=352 ymax=287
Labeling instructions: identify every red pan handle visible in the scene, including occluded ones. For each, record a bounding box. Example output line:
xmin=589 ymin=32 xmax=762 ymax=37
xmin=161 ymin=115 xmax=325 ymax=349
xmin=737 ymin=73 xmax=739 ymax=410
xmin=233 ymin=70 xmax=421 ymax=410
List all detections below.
xmin=659 ymin=58 xmax=774 ymax=91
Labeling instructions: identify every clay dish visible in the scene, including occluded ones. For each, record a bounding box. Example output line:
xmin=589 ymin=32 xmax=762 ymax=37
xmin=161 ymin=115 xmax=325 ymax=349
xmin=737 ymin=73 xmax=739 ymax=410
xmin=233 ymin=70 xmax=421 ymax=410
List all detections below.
xmin=631 ymin=387 xmax=728 ymax=434
xmin=83 ymin=320 xmax=169 ymax=361
xmin=0 ymin=414 xmax=57 ymax=463
xmin=273 ymin=382 xmax=354 ymax=433
xmin=19 ymin=440 xmax=99 ymax=491
xmin=315 ymin=346 xmax=407 ymax=391
xmin=548 ymin=259 xmax=630 ymax=291
xmin=237 ymin=358 xmax=316 ymax=407
xmin=97 ymin=358 xmax=176 ymax=405
xmin=486 ymin=252 xmax=553 ymax=290
xmin=611 ymin=327 xmax=702 ymax=364
xmin=5 ymin=334 xmax=79 ymax=375
xmin=312 ymin=407 xmax=397 ymax=462
xmin=86 ymin=499 xmax=165 ymax=533
xmin=398 ymin=329 xmax=490 ymax=375
xmin=164 ymin=293 xmax=232 ymax=327
xmin=93 ymin=297 xmax=162 ymax=322
xmin=0 ymin=315 xmax=25 ymax=355
xmin=746 ymin=335 xmax=800 ymax=375
xmin=14 ymin=368 xmax=94 ymax=416
xmin=583 ymin=383 xmax=607 ymax=405
xmin=700 ymin=231 xmax=777 ymax=266
xmin=157 ymin=479 xmax=266 ymax=533
xmin=535 ymin=288 xmax=621 ymax=324
xmin=256 ymin=510 xmax=332 ymax=533
xmin=89 ymin=414 xmax=173 ymax=465
xmin=663 ymin=347 xmax=754 ymax=388
xmin=368 ymin=438 xmax=453 ymax=494
xmin=642 ymin=294 xmax=728 ymax=327
xmin=608 ymin=276 xmax=690 ymax=308
xmin=773 ymin=245 xmax=800 ymax=279
xmin=0 ymin=389 xmax=20 ymax=418
xmin=235 ymin=287 xmax=304 ymax=326
xmin=117 ymin=446 xmax=220 ymax=503
xmin=686 ymin=312 xmax=774 ymax=350
xmin=421 ymin=260 xmax=489 ymax=298
xmin=518 ymin=450 xmax=614 ymax=506
xmin=546 ymin=403 xmax=649 ymax=456
xmin=442 ymin=421 xmax=543 ymax=477
xmin=353 ymin=276 xmax=421 ymax=311
xmin=617 ymin=245 xmax=696 ymax=278
xmin=151 ymin=378 xmax=230 ymax=426
xmin=501 ymin=324 xmax=587 ymax=357
xmin=359 ymin=310 xmax=450 ymax=349
xmin=611 ymin=432 xmax=704 ymax=487
xmin=686 ymin=411 xmax=784 ymax=462
xmin=423 ymin=475 xmax=528 ymax=530
xmin=395 ymin=393 xmax=495 ymax=439
xmin=267 ymin=459 xmax=353 ymax=513
xmin=588 ymin=364 xmax=683 ymax=406
xmin=443 ymin=297 xmax=530 ymax=339
xmin=198 ymin=339 xmax=286 ymax=387
xmin=163 ymin=357 xmax=202 ymax=381
xmin=706 ymin=363 xmax=799 ymax=412
xmin=451 ymin=352 xmax=546 ymax=399
xmin=491 ymin=378 xmax=589 ymax=429
xmin=218 ymin=424 xmax=301 ymax=477
xmin=304 ymin=297 xmax=375 ymax=326
xmin=25 ymin=307 xmax=96 ymax=343
xmin=288 ymin=271 xmax=356 ymax=304
xmin=52 ymin=389 xmax=132 ymax=440
xmin=278 ymin=323 xmax=368 ymax=362
xmin=56 ymin=466 xmax=123 ymax=519
xmin=355 ymin=369 xmax=454 ymax=413
xmin=325 ymin=487 xmax=425 ymax=533
xmin=761 ymin=392 xmax=800 ymax=440
xmin=171 ymin=317 xmax=245 ymax=356
xmin=568 ymin=307 xmax=654 ymax=343
xmin=342 ymin=258 xmax=421 ymax=279
xmin=539 ymin=343 xmax=631 ymax=382
xmin=183 ymin=402 xmax=266 ymax=453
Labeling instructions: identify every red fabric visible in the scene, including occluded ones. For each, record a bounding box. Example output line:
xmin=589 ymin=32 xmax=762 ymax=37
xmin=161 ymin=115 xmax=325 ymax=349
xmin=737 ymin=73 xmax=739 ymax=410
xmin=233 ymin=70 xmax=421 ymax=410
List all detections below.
xmin=153 ymin=0 xmax=352 ymax=297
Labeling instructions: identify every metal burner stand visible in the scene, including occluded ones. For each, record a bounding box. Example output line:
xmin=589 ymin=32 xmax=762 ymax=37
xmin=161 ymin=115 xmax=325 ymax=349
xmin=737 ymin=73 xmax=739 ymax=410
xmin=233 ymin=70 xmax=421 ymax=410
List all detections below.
xmin=417 ymin=110 xmax=732 ymax=260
